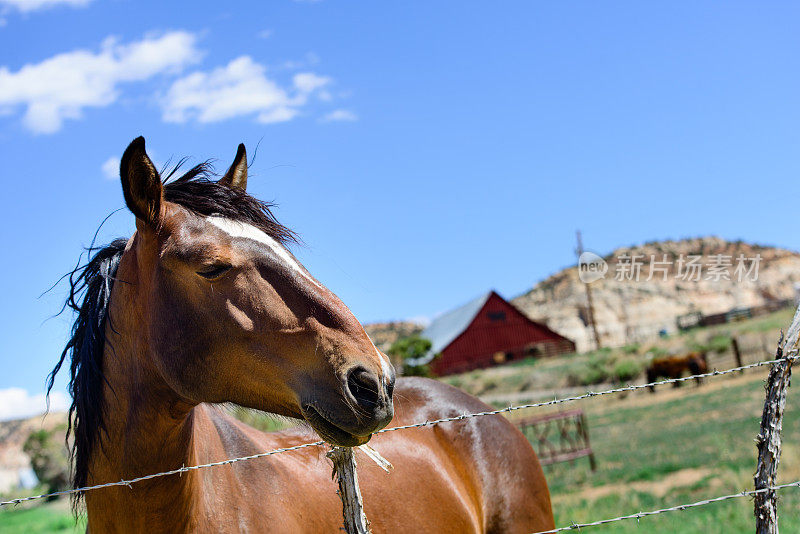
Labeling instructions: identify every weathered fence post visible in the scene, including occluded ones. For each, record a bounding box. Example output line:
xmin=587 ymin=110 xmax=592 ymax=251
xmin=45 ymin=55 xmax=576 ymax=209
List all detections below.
xmin=754 ymin=307 xmax=799 ymax=533
xmin=328 ymin=447 xmax=371 ymax=534
xmin=732 ymin=336 xmax=743 ymax=373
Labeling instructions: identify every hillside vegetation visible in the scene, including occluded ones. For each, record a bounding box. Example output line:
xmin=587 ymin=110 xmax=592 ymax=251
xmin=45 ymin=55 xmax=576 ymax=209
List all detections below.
xmin=441 ymin=307 xmax=793 ymax=403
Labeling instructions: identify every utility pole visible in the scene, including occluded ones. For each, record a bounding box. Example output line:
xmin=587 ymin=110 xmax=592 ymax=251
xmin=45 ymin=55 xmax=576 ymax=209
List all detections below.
xmin=577 ymin=230 xmax=602 ymax=350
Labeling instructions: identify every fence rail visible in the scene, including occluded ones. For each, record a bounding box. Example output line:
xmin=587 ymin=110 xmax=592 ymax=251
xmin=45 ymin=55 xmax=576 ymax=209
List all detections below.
xmin=2 ymin=354 xmax=793 ymax=508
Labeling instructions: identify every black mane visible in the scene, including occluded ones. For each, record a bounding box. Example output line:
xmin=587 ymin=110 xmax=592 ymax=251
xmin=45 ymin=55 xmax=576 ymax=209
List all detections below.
xmin=47 ymin=163 xmax=295 ymax=509
xmin=162 ymin=162 xmax=297 ymax=246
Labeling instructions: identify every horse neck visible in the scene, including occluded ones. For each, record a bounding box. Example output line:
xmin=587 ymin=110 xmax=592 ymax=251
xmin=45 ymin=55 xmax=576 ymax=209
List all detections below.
xmin=85 ymin=255 xmax=204 ymax=529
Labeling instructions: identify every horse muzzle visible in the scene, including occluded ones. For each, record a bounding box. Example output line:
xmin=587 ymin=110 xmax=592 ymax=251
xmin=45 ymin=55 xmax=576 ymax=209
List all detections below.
xmin=301 ymin=366 xmax=395 ymax=446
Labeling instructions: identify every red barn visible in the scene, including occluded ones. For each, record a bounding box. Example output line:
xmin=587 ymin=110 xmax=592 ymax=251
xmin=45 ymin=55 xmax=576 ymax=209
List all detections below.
xmin=409 ymin=290 xmax=575 ymax=376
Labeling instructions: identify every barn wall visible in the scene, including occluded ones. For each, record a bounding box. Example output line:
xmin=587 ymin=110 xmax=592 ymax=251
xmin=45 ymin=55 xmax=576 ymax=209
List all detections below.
xmin=431 ymin=293 xmax=575 ymax=375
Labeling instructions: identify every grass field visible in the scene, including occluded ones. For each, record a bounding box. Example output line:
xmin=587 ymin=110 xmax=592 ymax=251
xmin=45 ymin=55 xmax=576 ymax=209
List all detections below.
xmin=0 ymin=499 xmax=85 ymax=533
xmin=533 ymin=370 xmax=800 ymax=532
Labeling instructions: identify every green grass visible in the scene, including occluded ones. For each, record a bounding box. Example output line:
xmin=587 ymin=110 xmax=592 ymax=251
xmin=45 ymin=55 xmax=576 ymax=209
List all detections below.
xmin=552 ymin=489 xmax=800 ymax=533
xmin=533 ymin=372 xmax=800 ymax=532
xmin=0 ymin=501 xmax=86 ymax=533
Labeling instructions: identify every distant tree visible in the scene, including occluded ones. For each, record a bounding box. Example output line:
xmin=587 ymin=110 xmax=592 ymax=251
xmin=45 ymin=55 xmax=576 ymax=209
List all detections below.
xmin=389 ymin=335 xmax=435 ymax=377
xmin=23 ymin=428 xmax=70 ymax=498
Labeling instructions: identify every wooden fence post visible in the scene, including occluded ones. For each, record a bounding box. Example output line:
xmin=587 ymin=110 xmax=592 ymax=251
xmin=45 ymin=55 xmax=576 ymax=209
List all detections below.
xmin=754 ymin=307 xmax=799 ymax=533
xmin=731 ymin=336 xmax=743 ymax=373
xmin=328 ymin=447 xmax=371 ymax=534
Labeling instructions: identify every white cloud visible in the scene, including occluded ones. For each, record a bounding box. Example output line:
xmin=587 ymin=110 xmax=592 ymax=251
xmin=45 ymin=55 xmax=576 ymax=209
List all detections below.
xmin=279 ymin=53 xmax=319 ymax=72
xmin=0 ymin=31 xmax=201 ymax=134
xmin=321 ymin=108 xmax=358 ymax=122
xmin=101 ymin=156 xmax=119 ymax=180
xmin=0 ymin=388 xmax=69 ymax=422
xmin=293 ymin=72 xmax=330 ymax=94
xmin=0 ymin=0 xmax=90 ymax=12
xmin=257 ymin=29 xmax=272 ymax=39
xmin=162 ymin=56 xmax=332 ymax=125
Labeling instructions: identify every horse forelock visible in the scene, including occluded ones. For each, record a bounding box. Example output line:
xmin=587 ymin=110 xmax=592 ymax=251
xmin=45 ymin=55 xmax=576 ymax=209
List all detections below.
xmin=162 ymin=162 xmax=298 ymax=247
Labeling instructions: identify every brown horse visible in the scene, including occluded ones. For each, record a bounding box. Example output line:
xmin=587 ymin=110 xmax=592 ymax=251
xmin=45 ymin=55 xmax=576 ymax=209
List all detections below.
xmin=646 ymin=351 xmax=708 ymax=393
xmin=48 ymin=138 xmax=553 ymax=533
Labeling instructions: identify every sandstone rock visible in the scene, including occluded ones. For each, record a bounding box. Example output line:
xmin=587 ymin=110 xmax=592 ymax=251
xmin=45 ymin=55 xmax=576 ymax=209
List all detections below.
xmin=512 ymin=237 xmax=800 ymax=352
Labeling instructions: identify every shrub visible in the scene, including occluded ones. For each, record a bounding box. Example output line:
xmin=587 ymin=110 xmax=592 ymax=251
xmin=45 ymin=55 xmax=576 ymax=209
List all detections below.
xmin=388 ymin=334 xmax=434 ymax=376
xmin=575 ymin=366 xmax=610 ymax=386
xmin=647 ymin=346 xmax=669 ymax=358
xmin=447 ymin=377 xmax=463 ymax=389
xmin=23 ymin=428 xmax=70 ymax=497
xmin=479 ymin=378 xmax=500 ymax=394
xmin=613 ymin=359 xmax=644 ymax=382
xmin=567 ymin=353 xmax=612 ymax=386
xmin=622 ymin=344 xmax=641 ymax=355
xmin=708 ymin=334 xmax=732 ymax=354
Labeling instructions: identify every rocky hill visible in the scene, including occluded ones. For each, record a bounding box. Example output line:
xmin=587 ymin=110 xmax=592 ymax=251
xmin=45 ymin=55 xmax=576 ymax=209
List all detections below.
xmin=512 ymin=237 xmax=800 ymax=352
xmin=0 ymin=412 xmax=67 ymax=493
xmin=363 ymin=321 xmax=422 ymax=353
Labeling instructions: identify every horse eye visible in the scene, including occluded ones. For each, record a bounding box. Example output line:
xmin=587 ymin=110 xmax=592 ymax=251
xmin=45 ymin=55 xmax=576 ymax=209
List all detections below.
xmin=196 ymin=264 xmax=232 ymax=280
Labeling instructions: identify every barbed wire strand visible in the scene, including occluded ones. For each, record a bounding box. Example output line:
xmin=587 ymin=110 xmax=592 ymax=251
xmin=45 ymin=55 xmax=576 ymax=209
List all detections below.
xmin=374 ymin=354 xmax=798 ymax=434
xmin=532 ymin=480 xmax=800 ymax=533
xmin=0 ymin=440 xmax=323 ymax=506
xmin=1 ymin=354 xmax=795 ymax=507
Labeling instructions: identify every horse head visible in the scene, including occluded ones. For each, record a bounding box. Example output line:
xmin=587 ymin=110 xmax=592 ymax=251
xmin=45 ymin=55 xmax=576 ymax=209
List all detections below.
xmin=115 ymin=137 xmax=394 ymax=446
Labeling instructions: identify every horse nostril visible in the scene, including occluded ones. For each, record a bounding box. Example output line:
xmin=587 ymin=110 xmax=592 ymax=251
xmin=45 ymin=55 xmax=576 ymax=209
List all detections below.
xmin=347 ymin=367 xmax=381 ymax=410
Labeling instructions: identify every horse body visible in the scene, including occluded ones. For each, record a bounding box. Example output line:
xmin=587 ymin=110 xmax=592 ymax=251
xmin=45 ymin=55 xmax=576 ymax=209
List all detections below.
xmin=52 ymin=138 xmax=553 ymax=533
xmin=87 ymin=378 xmax=552 ymax=533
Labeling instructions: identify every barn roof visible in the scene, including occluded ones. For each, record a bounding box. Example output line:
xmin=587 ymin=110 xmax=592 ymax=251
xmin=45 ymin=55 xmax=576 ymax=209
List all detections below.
xmin=406 ymin=292 xmax=492 ymax=366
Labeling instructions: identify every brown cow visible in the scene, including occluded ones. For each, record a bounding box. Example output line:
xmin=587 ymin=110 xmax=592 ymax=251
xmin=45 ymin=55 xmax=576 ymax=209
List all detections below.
xmin=646 ymin=352 xmax=708 ymax=393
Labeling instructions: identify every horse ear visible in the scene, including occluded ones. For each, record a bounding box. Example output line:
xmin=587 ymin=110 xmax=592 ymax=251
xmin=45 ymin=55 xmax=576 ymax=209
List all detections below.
xmin=120 ymin=136 xmax=163 ymax=226
xmin=219 ymin=143 xmax=247 ymax=190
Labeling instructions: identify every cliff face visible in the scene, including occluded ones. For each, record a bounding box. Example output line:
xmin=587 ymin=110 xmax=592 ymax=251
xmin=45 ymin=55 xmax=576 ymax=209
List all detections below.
xmin=0 ymin=412 xmax=66 ymax=493
xmin=511 ymin=237 xmax=800 ymax=352
xmin=362 ymin=321 xmax=423 ymax=353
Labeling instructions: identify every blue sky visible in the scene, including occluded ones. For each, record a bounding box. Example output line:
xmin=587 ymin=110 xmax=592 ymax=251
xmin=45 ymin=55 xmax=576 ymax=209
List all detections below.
xmin=1 ymin=1 xmax=799 ymax=418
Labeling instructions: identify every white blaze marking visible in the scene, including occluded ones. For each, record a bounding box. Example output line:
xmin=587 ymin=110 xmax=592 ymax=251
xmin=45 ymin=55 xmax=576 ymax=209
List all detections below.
xmin=209 ymin=217 xmax=391 ymax=377
xmin=205 ymin=216 xmax=322 ymax=289
xmin=375 ymin=346 xmax=393 ymax=378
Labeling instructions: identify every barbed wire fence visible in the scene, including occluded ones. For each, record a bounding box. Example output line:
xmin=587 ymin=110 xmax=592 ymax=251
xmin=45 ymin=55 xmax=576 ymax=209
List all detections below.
xmin=535 ymin=480 xmax=800 ymax=534
xmin=0 ymin=355 xmax=791 ymax=507
xmin=1 ymin=308 xmax=799 ymax=533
